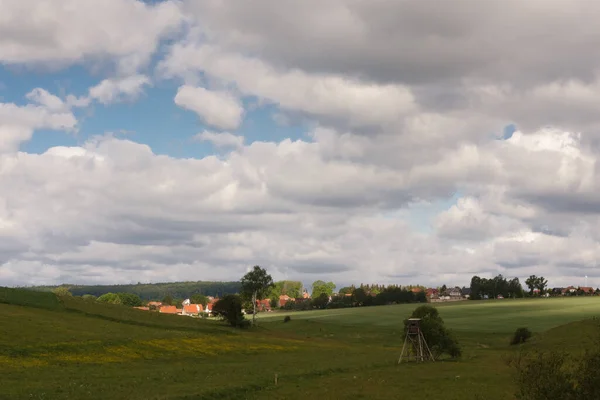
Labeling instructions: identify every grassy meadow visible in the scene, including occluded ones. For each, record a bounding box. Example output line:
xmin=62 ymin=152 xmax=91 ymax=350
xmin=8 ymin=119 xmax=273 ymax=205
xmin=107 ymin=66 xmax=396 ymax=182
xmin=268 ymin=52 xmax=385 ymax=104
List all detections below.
xmin=1 ymin=288 xmax=600 ymax=399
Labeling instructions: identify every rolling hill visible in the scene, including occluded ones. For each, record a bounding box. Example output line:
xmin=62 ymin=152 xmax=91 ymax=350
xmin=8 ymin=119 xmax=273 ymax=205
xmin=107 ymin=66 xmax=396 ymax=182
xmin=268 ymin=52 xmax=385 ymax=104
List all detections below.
xmin=2 ymin=287 xmax=600 ymax=399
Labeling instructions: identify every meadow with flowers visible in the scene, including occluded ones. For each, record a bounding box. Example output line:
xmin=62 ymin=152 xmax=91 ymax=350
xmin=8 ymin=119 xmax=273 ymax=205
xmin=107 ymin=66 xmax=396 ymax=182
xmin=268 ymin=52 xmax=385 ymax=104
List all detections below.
xmin=2 ymin=287 xmax=600 ymax=399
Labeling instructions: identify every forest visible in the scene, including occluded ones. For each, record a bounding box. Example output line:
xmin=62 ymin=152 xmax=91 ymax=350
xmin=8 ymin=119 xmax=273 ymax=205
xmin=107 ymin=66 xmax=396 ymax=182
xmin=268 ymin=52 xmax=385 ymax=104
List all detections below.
xmin=25 ymin=281 xmax=241 ymax=300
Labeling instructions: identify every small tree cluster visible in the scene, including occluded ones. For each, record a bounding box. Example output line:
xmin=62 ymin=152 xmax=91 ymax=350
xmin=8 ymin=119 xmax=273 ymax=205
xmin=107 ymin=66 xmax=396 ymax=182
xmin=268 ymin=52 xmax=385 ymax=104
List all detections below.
xmin=470 ymin=275 xmax=524 ymax=300
xmin=53 ymin=287 xmax=73 ymax=297
xmin=97 ymin=292 xmax=142 ymax=307
xmin=403 ymin=305 xmax=461 ymax=359
xmin=525 ymin=275 xmax=548 ymax=296
xmin=212 ymin=295 xmax=249 ymax=328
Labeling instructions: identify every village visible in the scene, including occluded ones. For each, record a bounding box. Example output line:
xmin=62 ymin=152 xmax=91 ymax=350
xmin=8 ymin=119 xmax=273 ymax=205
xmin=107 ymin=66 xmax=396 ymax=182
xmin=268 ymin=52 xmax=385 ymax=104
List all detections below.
xmin=131 ymin=284 xmax=599 ymax=317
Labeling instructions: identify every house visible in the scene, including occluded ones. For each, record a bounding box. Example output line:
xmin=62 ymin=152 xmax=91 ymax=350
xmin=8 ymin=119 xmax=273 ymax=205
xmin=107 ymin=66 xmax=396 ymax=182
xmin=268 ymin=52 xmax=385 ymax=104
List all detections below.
xmin=579 ymin=287 xmax=594 ymax=294
xmin=159 ymin=305 xmax=180 ymax=314
xmin=561 ymin=286 xmax=576 ymax=295
xmin=425 ymin=288 xmax=439 ymax=299
xmin=461 ymin=287 xmax=471 ymax=299
xmin=147 ymin=301 xmax=162 ymax=310
xmin=205 ymin=303 xmax=213 ymax=315
xmin=256 ymin=299 xmax=271 ymax=312
xmin=295 ymin=297 xmax=310 ymax=303
xmin=411 ymin=288 xmax=423 ymax=293
xmin=279 ymin=295 xmax=293 ymax=307
xmin=182 ymin=304 xmax=203 ymax=316
xmin=302 ymin=289 xmax=311 ymax=299
xmin=447 ymin=287 xmax=462 ymax=298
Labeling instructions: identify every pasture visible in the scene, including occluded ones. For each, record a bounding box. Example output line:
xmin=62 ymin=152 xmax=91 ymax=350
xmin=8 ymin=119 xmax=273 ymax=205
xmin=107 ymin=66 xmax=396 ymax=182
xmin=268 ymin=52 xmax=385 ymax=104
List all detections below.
xmin=1 ymin=290 xmax=599 ymax=399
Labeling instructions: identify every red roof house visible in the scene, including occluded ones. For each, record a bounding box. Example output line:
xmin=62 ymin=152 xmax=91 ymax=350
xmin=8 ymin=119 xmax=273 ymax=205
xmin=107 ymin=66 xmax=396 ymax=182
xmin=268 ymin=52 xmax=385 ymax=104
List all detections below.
xmin=256 ymin=299 xmax=271 ymax=312
xmin=182 ymin=304 xmax=204 ymax=316
xmin=279 ymin=295 xmax=293 ymax=307
xmin=159 ymin=305 xmax=179 ymax=314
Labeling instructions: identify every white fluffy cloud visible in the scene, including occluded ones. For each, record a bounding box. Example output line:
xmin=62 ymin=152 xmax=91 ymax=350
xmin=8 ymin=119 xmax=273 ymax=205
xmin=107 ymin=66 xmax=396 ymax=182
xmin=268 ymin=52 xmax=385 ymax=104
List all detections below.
xmin=0 ymin=93 xmax=77 ymax=153
xmin=0 ymin=0 xmax=183 ymax=73
xmin=4 ymin=1 xmax=600 ymax=289
xmin=174 ymin=85 xmax=244 ymax=130
xmin=88 ymin=75 xmax=151 ymax=104
xmin=194 ymin=131 xmax=244 ymax=149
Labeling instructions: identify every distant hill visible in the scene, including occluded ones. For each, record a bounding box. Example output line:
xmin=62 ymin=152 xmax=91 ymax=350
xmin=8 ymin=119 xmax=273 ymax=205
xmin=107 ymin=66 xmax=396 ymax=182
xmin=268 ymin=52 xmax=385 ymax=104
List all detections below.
xmin=23 ymin=280 xmax=241 ymax=300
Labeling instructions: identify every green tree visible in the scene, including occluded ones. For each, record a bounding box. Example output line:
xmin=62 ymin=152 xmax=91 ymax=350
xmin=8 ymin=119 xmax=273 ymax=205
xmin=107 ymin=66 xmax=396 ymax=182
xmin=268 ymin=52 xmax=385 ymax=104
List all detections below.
xmin=81 ymin=294 xmax=97 ymax=301
xmin=190 ymin=294 xmax=208 ymax=306
xmin=161 ymin=294 xmax=173 ymax=306
xmin=403 ymin=305 xmax=461 ymax=359
xmin=352 ymin=287 xmax=368 ymax=305
xmin=240 ymin=266 xmax=274 ymax=326
xmin=338 ymin=286 xmax=353 ymax=295
xmin=212 ymin=294 xmax=247 ymax=328
xmin=311 ymin=293 xmax=330 ymax=309
xmin=269 ymin=297 xmax=279 ymax=309
xmin=97 ymin=292 xmax=122 ymax=304
xmin=116 ymin=292 xmax=142 ymax=307
xmin=311 ymin=280 xmax=336 ymax=298
xmin=53 ymin=287 xmax=72 ymax=297
xmin=281 ymin=281 xmax=303 ymax=298
xmin=525 ymin=275 xmax=548 ymax=296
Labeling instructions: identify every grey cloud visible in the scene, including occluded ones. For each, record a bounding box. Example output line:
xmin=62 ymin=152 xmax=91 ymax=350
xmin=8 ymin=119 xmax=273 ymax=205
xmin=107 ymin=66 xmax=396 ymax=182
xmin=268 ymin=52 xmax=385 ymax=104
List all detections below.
xmin=183 ymin=0 xmax=600 ymax=87
xmin=288 ymin=263 xmax=352 ymax=275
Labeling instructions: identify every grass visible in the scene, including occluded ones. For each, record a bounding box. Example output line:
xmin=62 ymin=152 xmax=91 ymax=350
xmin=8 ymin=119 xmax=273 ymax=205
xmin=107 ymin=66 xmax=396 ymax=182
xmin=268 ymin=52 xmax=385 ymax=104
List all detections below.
xmin=1 ymin=288 xmax=600 ymax=400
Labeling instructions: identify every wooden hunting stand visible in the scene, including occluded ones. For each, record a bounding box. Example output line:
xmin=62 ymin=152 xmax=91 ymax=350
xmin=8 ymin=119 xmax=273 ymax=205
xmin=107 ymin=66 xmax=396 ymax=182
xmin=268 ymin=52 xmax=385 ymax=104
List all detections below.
xmin=398 ymin=318 xmax=435 ymax=363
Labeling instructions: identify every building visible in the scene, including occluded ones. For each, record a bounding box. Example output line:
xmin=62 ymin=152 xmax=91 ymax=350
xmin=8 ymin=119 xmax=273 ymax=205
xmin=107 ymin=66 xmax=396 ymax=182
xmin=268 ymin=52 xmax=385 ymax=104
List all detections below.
xmin=159 ymin=305 xmax=180 ymax=314
xmin=182 ymin=304 xmax=204 ymax=316
xmin=279 ymin=294 xmax=293 ymax=307
xmin=256 ymin=299 xmax=271 ymax=312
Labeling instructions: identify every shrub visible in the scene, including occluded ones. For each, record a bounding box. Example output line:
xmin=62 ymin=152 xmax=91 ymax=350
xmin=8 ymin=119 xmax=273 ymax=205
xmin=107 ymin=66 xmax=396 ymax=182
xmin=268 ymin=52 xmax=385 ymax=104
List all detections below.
xmin=509 ymin=321 xmax=600 ymax=399
xmin=511 ymin=327 xmax=532 ymax=345
xmin=53 ymin=287 xmax=73 ymax=297
xmin=81 ymin=294 xmax=97 ymax=302
xmin=284 ymin=316 xmax=291 ymax=323
xmin=97 ymin=292 xmax=122 ymax=305
xmin=509 ymin=350 xmax=575 ymax=400
xmin=403 ymin=305 xmax=462 ymax=359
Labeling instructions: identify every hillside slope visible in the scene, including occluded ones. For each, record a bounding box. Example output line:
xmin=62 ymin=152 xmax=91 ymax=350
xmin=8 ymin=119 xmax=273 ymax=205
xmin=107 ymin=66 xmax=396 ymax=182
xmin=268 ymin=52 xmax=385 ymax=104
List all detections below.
xmin=23 ymin=280 xmax=241 ymax=300
xmin=3 ymin=288 xmax=600 ymax=400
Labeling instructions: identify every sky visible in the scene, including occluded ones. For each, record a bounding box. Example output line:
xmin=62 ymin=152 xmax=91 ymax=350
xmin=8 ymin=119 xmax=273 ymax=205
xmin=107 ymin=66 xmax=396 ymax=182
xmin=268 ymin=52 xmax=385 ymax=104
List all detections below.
xmin=1 ymin=0 xmax=600 ymax=289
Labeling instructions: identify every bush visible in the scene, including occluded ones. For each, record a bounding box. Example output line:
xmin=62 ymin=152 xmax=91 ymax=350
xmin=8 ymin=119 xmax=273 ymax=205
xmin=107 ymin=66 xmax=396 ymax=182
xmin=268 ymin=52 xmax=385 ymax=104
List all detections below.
xmin=511 ymin=327 xmax=532 ymax=345
xmin=509 ymin=350 xmax=575 ymax=400
xmin=213 ymin=294 xmax=248 ymax=328
xmin=53 ymin=287 xmax=73 ymax=297
xmin=509 ymin=321 xmax=600 ymax=399
xmin=97 ymin=292 xmax=122 ymax=305
xmin=403 ymin=305 xmax=462 ymax=359
xmin=284 ymin=316 xmax=291 ymax=323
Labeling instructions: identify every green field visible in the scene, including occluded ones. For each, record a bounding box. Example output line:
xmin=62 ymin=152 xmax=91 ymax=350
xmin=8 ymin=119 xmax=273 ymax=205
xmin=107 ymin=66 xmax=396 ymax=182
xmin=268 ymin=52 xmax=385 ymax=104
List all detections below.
xmin=2 ymin=289 xmax=600 ymax=400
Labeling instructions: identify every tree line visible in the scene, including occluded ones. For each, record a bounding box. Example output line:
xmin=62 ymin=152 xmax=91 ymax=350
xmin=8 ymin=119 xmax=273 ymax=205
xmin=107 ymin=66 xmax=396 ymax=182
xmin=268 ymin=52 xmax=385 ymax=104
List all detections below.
xmin=469 ymin=275 xmax=525 ymax=299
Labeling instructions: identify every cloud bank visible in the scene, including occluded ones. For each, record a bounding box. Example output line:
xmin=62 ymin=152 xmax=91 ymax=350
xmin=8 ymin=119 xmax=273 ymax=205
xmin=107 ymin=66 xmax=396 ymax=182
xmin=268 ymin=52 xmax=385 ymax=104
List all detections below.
xmin=1 ymin=0 xmax=600 ymax=289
